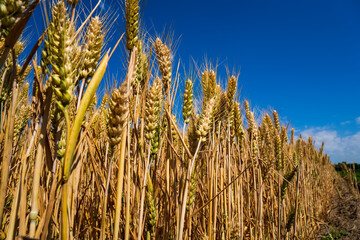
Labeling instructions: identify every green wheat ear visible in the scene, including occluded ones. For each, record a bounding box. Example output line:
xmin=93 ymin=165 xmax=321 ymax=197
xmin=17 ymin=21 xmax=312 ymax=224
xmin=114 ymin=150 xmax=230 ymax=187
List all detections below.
xmin=133 ymin=41 xmax=148 ymax=95
xmin=57 ymin=127 xmax=66 ymax=161
xmin=47 ymin=1 xmax=81 ymax=113
xmin=187 ymin=171 xmax=198 ymax=211
xmin=145 ymin=77 xmax=163 ymax=155
xmin=125 ymin=0 xmax=140 ymax=52
xmin=0 ymin=0 xmax=30 ymax=38
xmin=183 ymin=79 xmax=194 ymax=124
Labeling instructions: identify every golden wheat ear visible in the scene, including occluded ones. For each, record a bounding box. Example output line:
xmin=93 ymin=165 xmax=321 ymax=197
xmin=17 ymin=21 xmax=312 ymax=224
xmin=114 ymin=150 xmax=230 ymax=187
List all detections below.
xmin=232 ymin=101 xmax=244 ymax=140
xmin=80 ymin=16 xmax=104 ymax=83
xmin=273 ymin=110 xmax=281 ymax=134
xmin=154 ymin=38 xmax=172 ymax=96
xmin=196 ymin=98 xmax=215 ymax=142
xmin=226 ymin=75 xmax=237 ymax=111
xmin=66 ymin=0 xmax=80 ymax=6
xmin=107 ymin=81 xmax=129 ymax=150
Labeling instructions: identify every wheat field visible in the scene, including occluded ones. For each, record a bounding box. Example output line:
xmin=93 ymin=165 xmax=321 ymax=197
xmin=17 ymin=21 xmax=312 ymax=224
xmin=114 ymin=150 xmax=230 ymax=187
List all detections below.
xmin=0 ymin=0 xmax=341 ymax=239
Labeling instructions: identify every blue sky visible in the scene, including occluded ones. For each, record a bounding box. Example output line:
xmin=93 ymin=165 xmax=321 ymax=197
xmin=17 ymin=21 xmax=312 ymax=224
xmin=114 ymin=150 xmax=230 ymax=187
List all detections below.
xmin=139 ymin=0 xmax=360 ymax=163
xmin=26 ymin=0 xmax=360 ymax=163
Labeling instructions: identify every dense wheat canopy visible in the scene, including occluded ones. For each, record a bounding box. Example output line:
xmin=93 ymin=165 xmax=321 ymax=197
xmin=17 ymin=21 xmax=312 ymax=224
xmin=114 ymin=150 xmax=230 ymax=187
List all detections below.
xmin=0 ymin=0 xmax=355 ymax=239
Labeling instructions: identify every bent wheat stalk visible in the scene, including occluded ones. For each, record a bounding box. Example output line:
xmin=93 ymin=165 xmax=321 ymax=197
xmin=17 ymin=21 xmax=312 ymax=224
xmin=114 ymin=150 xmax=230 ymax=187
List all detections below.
xmin=61 ymin=52 xmax=110 ymax=240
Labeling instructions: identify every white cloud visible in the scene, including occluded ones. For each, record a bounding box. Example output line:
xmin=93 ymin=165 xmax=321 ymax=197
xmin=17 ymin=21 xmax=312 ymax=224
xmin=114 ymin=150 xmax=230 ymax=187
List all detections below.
xmin=300 ymin=127 xmax=360 ymax=164
xmin=340 ymin=120 xmax=351 ymax=125
xmin=356 ymin=117 xmax=360 ymax=125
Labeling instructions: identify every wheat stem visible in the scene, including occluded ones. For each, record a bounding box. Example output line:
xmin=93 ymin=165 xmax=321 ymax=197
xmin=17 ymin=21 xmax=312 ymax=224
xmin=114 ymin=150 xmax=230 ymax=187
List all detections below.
xmin=177 ymin=139 xmax=202 ymax=240
xmin=100 ymin=149 xmax=112 ymax=240
xmin=0 ymin=49 xmax=18 ymax=224
xmin=137 ymin=144 xmax=152 ymax=240
xmin=113 ymin=128 xmax=128 ymax=240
